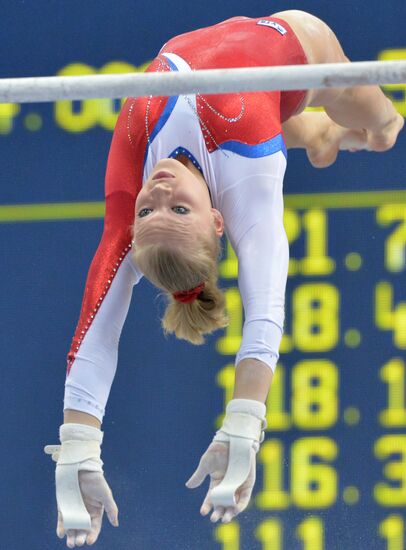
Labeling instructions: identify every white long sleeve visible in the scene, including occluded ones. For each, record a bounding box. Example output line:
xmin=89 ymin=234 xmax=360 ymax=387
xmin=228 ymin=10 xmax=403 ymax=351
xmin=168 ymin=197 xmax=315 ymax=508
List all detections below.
xmin=64 ymin=253 xmax=142 ymax=420
xmin=214 ymin=152 xmax=289 ymax=371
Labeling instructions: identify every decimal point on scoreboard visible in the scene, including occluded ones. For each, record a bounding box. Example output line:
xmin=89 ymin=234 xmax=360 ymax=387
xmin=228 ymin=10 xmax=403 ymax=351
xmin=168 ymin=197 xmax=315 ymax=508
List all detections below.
xmin=344 ymin=328 xmax=362 ymax=348
xmin=343 ymin=486 xmax=360 ymax=505
xmin=343 ymin=406 xmax=361 ymax=426
xmin=24 ymin=113 xmax=42 ymax=132
xmin=345 ymin=252 xmax=363 ymax=271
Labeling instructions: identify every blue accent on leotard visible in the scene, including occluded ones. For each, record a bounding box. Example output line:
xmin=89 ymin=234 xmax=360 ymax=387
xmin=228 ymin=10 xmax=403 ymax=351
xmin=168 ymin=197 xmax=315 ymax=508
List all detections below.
xmin=147 ymin=57 xmax=179 ymax=145
xmin=169 ymin=146 xmax=204 ymax=175
xmin=148 ymin=96 xmax=178 ymax=145
xmin=164 ymin=56 xmax=179 ymax=72
xmin=220 ymin=133 xmax=287 ymax=159
xmin=143 ymin=57 xmax=180 ymax=167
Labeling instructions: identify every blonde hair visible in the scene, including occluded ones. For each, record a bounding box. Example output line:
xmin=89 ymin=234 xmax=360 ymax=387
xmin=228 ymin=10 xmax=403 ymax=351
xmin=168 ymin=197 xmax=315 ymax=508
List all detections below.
xmin=133 ymin=230 xmax=228 ymax=344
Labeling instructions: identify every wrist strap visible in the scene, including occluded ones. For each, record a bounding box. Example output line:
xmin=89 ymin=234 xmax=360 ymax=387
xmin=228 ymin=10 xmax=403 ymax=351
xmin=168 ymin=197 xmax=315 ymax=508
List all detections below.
xmin=58 ymin=423 xmax=103 ymax=467
xmin=220 ymin=412 xmax=263 ymax=441
xmin=219 ymin=398 xmax=267 ymax=443
xmin=57 ymin=441 xmax=102 ymax=465
xmin=60 ymin=423 xmax=103 ymax=444
xmin=226 ymin=399 xmax=266 ymax=421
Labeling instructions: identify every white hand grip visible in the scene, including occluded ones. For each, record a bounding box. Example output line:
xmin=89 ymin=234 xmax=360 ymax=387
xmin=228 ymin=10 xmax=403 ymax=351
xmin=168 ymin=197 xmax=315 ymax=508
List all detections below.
xmin=44 ymin=444 xmax=60 ymax=462
xmin=210 ymin=437 xmax=253 ymax=508
xmin=56 ymin=464 xmax=92 ymax=531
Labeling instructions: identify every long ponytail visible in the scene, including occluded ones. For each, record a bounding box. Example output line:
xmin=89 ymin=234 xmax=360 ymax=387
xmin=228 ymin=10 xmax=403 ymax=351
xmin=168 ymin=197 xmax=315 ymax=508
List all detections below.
xmin=132 ymin=231 xmax=228 ymax=344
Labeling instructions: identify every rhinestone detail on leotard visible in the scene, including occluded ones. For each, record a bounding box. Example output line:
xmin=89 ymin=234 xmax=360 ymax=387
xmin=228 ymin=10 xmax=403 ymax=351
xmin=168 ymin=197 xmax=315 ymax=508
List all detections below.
xmin=70 ymin=242 xmax=132 ymax=356
xmin=143 ymin=55 xmax=245 ymax=156
xmin=169 ymin=146 xmax=203 ymax=173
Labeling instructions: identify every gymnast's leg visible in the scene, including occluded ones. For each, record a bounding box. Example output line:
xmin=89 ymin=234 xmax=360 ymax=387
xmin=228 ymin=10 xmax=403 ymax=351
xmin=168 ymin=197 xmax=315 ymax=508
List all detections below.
xmin=274 ymin=10 xmax=404 ymax=152
xmin=282 ymin=111 xmax=369 ymax=167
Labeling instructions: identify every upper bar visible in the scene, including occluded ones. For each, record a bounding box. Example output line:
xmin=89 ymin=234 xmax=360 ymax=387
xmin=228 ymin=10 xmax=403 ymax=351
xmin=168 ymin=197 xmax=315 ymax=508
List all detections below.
xmin=0 ymin=60 xmax=406 ymax=103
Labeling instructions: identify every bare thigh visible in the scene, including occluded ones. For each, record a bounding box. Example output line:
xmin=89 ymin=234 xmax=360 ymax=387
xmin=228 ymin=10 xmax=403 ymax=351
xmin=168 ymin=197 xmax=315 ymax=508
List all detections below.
xmin=272 ymin=10 xmax=350 ymax=109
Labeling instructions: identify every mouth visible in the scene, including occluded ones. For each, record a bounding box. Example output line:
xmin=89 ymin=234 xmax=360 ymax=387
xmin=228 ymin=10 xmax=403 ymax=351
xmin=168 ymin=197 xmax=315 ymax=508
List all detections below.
xmin=152 ymin=171 xmax=175 ymax=180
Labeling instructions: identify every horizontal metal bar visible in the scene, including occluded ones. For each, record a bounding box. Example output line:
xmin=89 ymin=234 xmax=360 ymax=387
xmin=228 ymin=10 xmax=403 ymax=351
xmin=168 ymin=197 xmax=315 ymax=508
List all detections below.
xmin=0 ymin=60 xmax=405 ymax=103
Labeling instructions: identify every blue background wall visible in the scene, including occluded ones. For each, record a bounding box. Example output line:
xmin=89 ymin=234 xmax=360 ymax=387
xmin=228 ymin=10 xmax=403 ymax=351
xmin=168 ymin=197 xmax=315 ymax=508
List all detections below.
xmin=1 ymin=2 xmax=406 ymax=549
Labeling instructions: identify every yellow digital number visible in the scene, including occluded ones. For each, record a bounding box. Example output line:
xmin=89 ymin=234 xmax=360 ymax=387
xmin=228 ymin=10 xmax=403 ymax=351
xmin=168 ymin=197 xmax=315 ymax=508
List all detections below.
xmin=216 ymin=360 xmax=338 ymax=431
xmin=374 ymin=435 xmax=406 ymax=506
xmin=98 ymin=61 xmax=145 ymax=130
xmin=54 ymin=61 xmax=150 ymax=132
xmin=377 ymin=204 xmax=406 ymax=273
xmin=215 ymin=364 xmax=235 ymax=429
xmin=217 ymin=233 xmax=338 ymax=355
xmin=292 ymin=360 xmax=338 ymax=429
xmin=218 ymin=208 xmax=334 ymax=282
xmin=279 ymin=332 xmax=293 ymax=357
xmin=255 ymin=517 xmax=325 ymax=550
xmin=378 ymin=50 xmax=406 ymax=117
xmin=379 ymin=514 xmax=404 ymax=550
xmin=379 ymin=358 xmax=406 ymax=427
xmin=256 ymin=439 xmax=290 ymax=510
xmin=291 ymin=437 xmax=338 ymax=509
xmin=219 ymin=239 xmax=238 ymax=279
xmin=256 ymin=437 xmax=338 ymax=510
xmin=215 ymin=287 xmax=242 ymax=355
xmin=55 ymin=63 xmax=99 ymax=132
xmin=284 ymin=209 xmax=335 ymax=277
xmin=375 ymin=282 xmax=406 ymax=349
xmin=300 ymin=210 xmax=335 ymax=276
xmin=284 ymin=208 xmax=301 ymax=276
xmin=214 ymin=522 xmax=240 ymax=550
xmin=266 ymin=364 xmax=291 ymax=431
xmin=0 ymin=103 xmax=21 ymax=134
xmin=296 ymin=516 xmax=324 ymax=550
xmin=292 ymin=283 xmax=339 ymax=352
xmin=255 ymin=518 xmax=282 ymax=550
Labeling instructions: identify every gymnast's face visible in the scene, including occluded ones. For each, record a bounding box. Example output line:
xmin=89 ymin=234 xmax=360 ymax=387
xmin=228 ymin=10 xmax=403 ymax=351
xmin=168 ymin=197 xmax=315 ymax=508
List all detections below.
xmin=133 ymin=157 xmax=224 ymax=247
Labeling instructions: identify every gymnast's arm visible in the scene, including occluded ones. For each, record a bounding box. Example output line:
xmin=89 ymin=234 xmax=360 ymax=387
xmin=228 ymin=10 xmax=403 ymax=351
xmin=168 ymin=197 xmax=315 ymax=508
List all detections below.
xmin=219 ymin=166 xmax=289 ymax=403
xmin=226 ymin=112 xmax=367 ymax=404
xmin=64 ymin=99 xmax=144 ymax=428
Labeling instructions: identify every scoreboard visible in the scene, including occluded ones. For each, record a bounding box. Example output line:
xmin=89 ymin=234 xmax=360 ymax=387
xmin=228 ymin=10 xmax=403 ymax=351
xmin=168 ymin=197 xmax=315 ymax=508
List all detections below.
xmin=213 ymin=190 xmax=406 ymax=549
xmin=1 ymin=3 xmax=406 ymax=549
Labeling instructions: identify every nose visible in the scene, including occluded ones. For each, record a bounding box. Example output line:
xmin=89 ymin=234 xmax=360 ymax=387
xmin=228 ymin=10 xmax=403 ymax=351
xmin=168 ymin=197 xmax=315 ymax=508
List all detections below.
xmin=147 ymin=181 xmax=173 ymax=209
xmin=150 ymin=181 xmax=172 ymax=196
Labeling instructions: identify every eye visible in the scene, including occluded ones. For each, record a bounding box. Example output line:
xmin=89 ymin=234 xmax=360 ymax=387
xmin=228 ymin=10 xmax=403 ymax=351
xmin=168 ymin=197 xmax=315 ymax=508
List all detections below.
xmin=138 ymin=208 xmax=153 ymax=218
xmin=172 ymin=206 xmax=190 ymax=215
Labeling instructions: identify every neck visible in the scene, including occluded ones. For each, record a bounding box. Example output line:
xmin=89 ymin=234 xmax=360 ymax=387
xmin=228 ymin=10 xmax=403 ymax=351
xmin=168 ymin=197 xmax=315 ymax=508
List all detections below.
xmin=174 ymin=154 xmax=212 ymax=204
xmin=176 ymin=154 xmax=204 ymax=181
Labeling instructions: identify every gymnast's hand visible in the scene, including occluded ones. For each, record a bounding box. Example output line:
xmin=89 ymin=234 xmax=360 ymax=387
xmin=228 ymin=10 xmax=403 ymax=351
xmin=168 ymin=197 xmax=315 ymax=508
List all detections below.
xmin=57 ymin=471 xmax=118 ymax=547
xmin=44 ymin=424 xmax=119 ymax=547
xmin=186 ymin=399 xmax=266 ymax=524
xmin=186 ymin=439 xmax=257 ymax=523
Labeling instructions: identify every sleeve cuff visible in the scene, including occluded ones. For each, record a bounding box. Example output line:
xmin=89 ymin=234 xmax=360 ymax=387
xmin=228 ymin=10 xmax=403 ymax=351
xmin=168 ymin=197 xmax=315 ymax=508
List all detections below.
xmin=63 ymin=394 xmax=105 ymax=423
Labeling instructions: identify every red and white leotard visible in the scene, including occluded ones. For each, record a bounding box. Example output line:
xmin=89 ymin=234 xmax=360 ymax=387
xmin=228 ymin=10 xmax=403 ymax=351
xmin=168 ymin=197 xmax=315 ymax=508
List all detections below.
xmin=64 ymin=15 xmax=308 ymax=421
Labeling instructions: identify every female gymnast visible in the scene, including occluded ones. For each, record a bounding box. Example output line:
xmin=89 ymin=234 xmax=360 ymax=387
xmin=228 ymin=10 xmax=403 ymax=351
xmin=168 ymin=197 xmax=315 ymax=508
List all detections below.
xmin=44 ymin=10 xmax=403 ymax=547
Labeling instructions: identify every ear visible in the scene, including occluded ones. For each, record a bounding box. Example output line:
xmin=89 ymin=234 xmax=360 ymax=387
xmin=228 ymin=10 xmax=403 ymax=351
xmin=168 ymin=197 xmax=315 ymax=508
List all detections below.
xmin=211 ymin=208 xmax=224 ymax=237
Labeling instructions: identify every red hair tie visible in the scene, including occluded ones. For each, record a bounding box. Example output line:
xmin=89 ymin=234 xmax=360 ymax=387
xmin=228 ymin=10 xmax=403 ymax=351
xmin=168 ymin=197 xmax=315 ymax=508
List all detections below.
xmin=173 ymin=283 xmax=205 ymax=304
